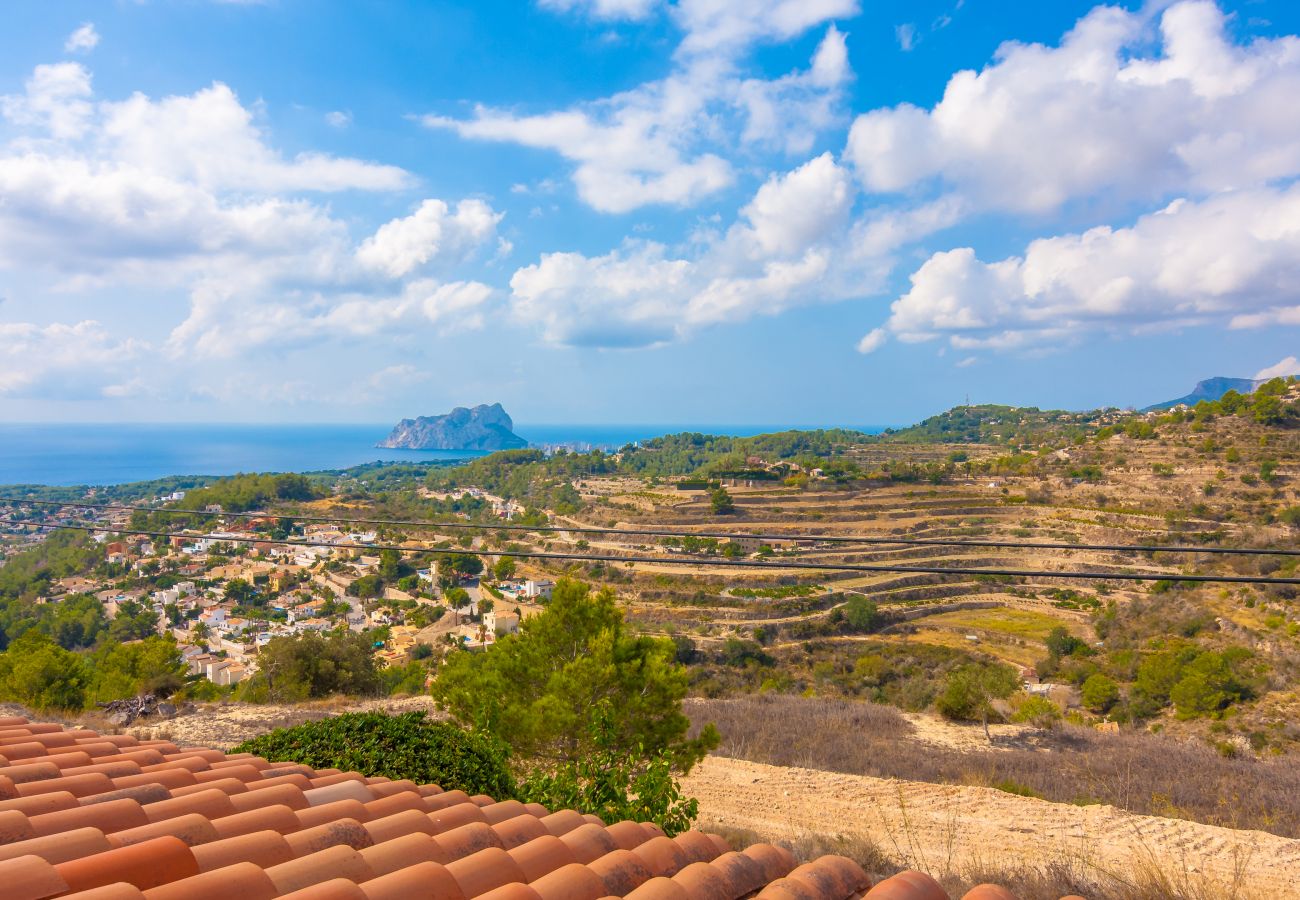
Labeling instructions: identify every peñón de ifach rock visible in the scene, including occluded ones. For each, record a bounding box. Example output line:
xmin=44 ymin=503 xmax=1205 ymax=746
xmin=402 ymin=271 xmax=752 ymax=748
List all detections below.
xmin=377 ymin=403 xmax=529 ymax=450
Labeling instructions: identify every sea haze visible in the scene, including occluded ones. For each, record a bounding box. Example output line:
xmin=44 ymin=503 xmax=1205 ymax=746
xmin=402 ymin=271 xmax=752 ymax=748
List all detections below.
xmin=0 ymin=422 xmax=878 ymax=487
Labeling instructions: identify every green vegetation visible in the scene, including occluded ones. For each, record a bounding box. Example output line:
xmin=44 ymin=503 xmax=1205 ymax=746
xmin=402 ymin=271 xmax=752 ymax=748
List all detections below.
xmin=0 ymin=632 xmax=186 ymax=711
xmin=175 ymin=473 xmax=323 ymax=513
xmin=433 ymin=579 xmax=718 ymax=771
xmin=232 ymin=711 xmax=514 ymax=798
xmin=237 ymin=630 xmax=382 ymax=703
xmin=934 ymin=663 xmax=1020 ymax=738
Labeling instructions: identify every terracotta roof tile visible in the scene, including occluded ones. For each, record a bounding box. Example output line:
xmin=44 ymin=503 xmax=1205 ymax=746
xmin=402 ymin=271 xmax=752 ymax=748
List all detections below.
xmin=265 ymin=844 xmax=375 ymax=894
xmin=507 ymin=834 xmax=579 ymax=881
xmin=0 ymin=717 xmax=1046 ymax=900
xmin=357 ymin=832 xmax=448 ymax=876
xmin=445 ymin=845 xmax=528 ymax=897
xmin=0 ymin=852 xmax=70 ymax=900
xmin=358 ymin=859 xmax=467 ymax=900
xmin=190 ymin=830 xmax=295 ymax=872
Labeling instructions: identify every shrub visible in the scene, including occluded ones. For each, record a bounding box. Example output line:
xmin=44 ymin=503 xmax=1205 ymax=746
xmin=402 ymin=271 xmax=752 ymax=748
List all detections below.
xmin=232 ymin=711 xmax=514 ymax=798
xmin=1080 ymin=674 xmax=1119 ymax=713
xmin=1012 ymin=695 xmax=1062 ymax=729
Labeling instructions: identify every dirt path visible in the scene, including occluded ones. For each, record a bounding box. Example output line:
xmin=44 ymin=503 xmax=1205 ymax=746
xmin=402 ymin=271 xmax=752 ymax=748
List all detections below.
xmin=682 ymin=756 xmax=1299 ymax=898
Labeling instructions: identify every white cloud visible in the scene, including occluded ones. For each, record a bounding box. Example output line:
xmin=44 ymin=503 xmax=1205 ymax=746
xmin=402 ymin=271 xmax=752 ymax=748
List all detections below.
xmin=167 ymin=278 xmax=493 ymax=359
xmin=538 ymin=0 xmax=659 ymax=21
xmin=100 ymin=84 xmax=408 ymax=193
xmin=845 ymin=1 xmax=1300 ymax=216
xmin=0 ymin=58 xmax=503 ymax=384
xmin=862 ymin=185 xmax=1300 ymax=353
xmin=324 ymin=110 xmax=352 ymax=128
xmin=0 ymin=320 xmax=137 ymax=398
xmin=64 ymin=23 xmax=100 ymax=54
xmin=426 ymin=3 xmax=856 ymax=212
xmin=895 ymin=24 xmax=916 ymax=52
xmin=1256 ymin=356 xmax=1300 ymax=380
xmin=1 ymin=63 xmax=95 ymax=140
xmin=356 ymin=199 xmax=502 ymax=278
xmin=509 ymin=153 xmax=863 ymax=346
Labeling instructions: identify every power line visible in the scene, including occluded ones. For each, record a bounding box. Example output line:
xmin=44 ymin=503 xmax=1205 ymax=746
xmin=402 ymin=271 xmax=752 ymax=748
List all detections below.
xmin=11 ymin=520 xmax=1300 ymax=586
xmin=1 ymin=496 xmax=1293 ymax=557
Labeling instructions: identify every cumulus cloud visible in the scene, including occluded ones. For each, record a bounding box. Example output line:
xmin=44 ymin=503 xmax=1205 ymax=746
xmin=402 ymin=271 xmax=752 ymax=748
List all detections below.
xmin=860 ymin=185 xmax=1300 ymax=353
xmin=0 ymin=58 xmax=501 ymax=380
xmin=1255 ymin=356 xmax=1300 ymax=380
xmin=538 ymin=0 xmax=659 ymax=21
xmin=426 ymin=2 xmax=856 ymax=212
xmin=846 ymin=1 xmax=1300 ymax=216
xmin=64 ymin=23 xmax=100 ymax=54
xmin=356 ymin=199 xmax=502 ymax=278
xmin=509 ymin=153 xmax=863 ymax=346
xmin=324 ymin=110 xmax=352 ymax=128
xmin=0 ymin=320 xmax=138 ymax=398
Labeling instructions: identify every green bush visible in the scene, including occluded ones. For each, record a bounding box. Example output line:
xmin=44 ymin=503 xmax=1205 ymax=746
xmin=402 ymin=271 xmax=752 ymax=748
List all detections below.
xmin=232 ymin=711 xmax=514 ymax=798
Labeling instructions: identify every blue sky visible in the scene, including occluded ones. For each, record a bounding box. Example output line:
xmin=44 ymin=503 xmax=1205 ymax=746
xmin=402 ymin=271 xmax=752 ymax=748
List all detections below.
xmin=1 ymin=0 xmax=1298 ymax=427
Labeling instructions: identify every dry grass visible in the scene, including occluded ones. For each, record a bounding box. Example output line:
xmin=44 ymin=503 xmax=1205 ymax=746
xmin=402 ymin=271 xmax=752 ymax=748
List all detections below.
xmin=704 ymin=820 xmax=1257 ymax=900
xmin=689 ymin=694 xmax=1300 ymax=838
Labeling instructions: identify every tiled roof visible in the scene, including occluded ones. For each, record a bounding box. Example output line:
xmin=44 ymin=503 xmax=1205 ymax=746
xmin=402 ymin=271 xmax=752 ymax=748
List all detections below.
xmin=0 ymin=716 xmax=1081 ymax=900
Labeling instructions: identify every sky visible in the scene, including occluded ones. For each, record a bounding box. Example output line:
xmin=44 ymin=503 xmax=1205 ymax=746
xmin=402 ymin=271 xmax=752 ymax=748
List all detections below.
xmin=1 ymin=0 xmax=1299 ymax=427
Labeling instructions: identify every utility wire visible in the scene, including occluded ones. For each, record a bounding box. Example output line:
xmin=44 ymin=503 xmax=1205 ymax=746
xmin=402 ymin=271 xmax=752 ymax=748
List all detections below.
xmin=11 ymin=520 xmax=1300 ymax=586
xmin=0 ymin=496 xmax=1292 ymax=557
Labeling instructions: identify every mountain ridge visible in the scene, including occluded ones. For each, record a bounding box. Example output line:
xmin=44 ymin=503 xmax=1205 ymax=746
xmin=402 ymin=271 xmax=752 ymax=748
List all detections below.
xmin=1141 ymin=376 xmax=1263 ymax=412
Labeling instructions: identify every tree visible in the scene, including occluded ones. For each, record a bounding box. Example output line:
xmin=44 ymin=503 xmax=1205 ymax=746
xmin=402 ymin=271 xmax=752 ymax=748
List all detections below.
xmin=1081 ymin=673 xmax=1119 ymax=713
xmin=108 ymin=600 xmax=158 ymax=643
xmin=90 ymin=636 xmax=186 ymax=704
xmin=492 ymin=558 xmax=517 ymax=581
xmin=935 ymin=664 xmax=1020 ymax=740
xmin=709 ymin=487 xmax=734 ymax=515
xmin=432 ymin=579 xmax=718 ymax=772
xmin=842 ymin=596 xmax=879 ymax=632
xmin=445 ymin=587 xmax=471 ymax=625
xmin=224 ymin=579 xmax=257 ymax=605
xmin=239 ymin=631 xmax=382 ymax=703
xmin=442 ymin=553 xmax=484 ymax=581
xmin=348 ymin=574 xmax=384 ymax=600
xmin=379 ymin=550 xmax=403 ymax=581
xmin=0 ymin=631 xmax=90 ymax=710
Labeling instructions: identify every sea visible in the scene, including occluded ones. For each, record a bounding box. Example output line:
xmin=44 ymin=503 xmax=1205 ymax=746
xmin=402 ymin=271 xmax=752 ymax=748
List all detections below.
xmin=0 ymin=422 xmax=849 ymax=487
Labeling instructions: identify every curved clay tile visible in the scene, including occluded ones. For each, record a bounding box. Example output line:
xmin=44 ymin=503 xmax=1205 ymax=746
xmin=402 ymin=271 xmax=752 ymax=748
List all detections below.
xmin=265 ymin=844 xmax=376 ymax=894
xmin=470 ymin=881 xmax=542 ymax=900
xmin=446 ymin=846 xmax=528 ymax=897
xmin=490 ymin=813 xmax=549 ymax=850
xmin=481 ymin=800 xmax=530 ymax=825
xmin=0 ymin=826 xmax=115 ymax=865
xmin=363 ymin=809 xmax=441 ymax=846
xmin=538 ymin=810 xmax=587 ymax=837
xmin=429 ymin=802 xmax=490 ymax=834
xmin=276 ymin=876 xmax=368 ymax=899
xmin=362 ymin=791 xmax=427 ymax=821
xmin=625 ymin=875 xmax=691 ymax=900
xmin=507 ymin=834 xmax=579 ymax=882
xmin=741 ymin=844 xmax=798 ymax=883
xmin=0 ymin=852 xmax=70 ymax=900
xmin=54 ymin=835 xmax=199 ymax=893
xmin=604 ymin=820 xmax=652 ymax=852
xmin=211 ymin=802 xmax=302 ymax=840
xmin=863 ymin=871 xmax=951 ymax=900
xmin=358 ymin=858 xmax=469 ymax=900
xmin=297 ymin=799 xmax=373 ymax=831
xmin=0 ymin=791 xmax=81 ymax=818
xmin=672 ymin=831 xmax=724 ymax=865
xmin=30 ymin=798 xmax=149 ymax=837
xmin=358 ymin=832 xmax=448 ymax=876
xmin=304 ymin=781 xmax=376 ymax=809
xmin=189 ymin=830 xmax=294 ymax=872
xmin=435 ymin=821 xmax=504 ymax=860
xmin=633 ymin=835 xmax=691 ymax=878
xmin=106 ymin=811 xmax=220 ymax=848
xmin=707 ymin=851 xmax=769 ymax=898
xmin=960 ymin=885 xmax=1018 ymax=900
xmin=284 ymin=817 xmax=376 ymax=856
xmin=81 ymin=784 xmax=170 ymax=808
xmin=787 ymin=857 xmax=872 ymax=899
xmin=140 ymin=860 xmax=279 ymax=900
xmin=0 ymin=807 xmax=36 ymax=843
xmin=589 ymin=847 xmax=656 ymax=895
xmin=232 ymin=784 xmax=309 ymax=813
xmin=530 ymin=861 xmax=610 ymax=900
xmin=425 ymin=790 xmax=473 ymax=812
xmin=558 ymin=822 xmax=620 ymax=863
xmin=671 ymin=859 xmax=735 ymax=900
